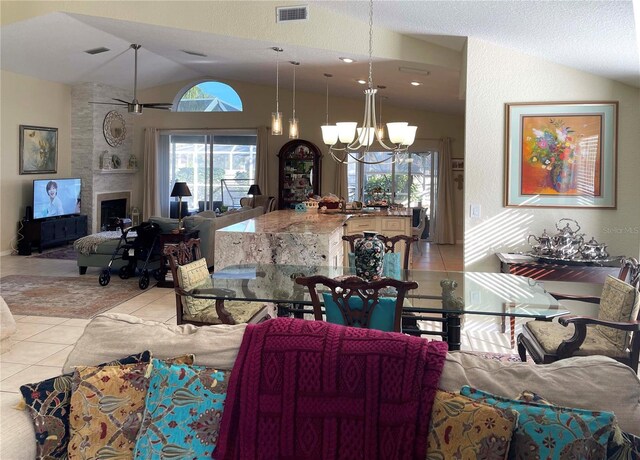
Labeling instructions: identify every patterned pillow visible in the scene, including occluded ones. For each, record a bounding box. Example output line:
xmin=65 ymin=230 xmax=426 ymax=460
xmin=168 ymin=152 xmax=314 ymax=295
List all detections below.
xmin=67 ymin=355 xmax=194 ymax=460
xmin=461 ymin=386 xmax=617 ymax=460
xmin=19 ymin=351 xmax=151 ymax=460
xmin=515 ymin=390 xmax=640 ymax=460
xmin=426 ymin=390 xmax=518 ymax=460
xmin=607 ymin=430 xmax=640 ymax=460
xmin=133 ymin=359 xmax=231 ymax=459
xmin=177 ymin=257 xmax=212 ymax=315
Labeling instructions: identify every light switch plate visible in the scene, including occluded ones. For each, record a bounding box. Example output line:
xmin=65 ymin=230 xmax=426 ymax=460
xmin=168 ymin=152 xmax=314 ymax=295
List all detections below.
xmin=470 ymin=204 xmax=481 ymax=218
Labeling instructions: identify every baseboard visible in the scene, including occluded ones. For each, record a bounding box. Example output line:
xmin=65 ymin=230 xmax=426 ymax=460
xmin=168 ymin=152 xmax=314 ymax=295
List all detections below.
xmin=0 ymin=249 xmax=14 ymax=256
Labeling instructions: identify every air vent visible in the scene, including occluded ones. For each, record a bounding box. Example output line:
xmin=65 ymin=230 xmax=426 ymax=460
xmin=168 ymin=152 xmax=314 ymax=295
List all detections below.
xmin=84 ymin=47 xmax=110 ymax=55
xmin=182 ymin=49 xmax=207 ymax=57
xmin=276 ymin=5 xmax=308 ymax=22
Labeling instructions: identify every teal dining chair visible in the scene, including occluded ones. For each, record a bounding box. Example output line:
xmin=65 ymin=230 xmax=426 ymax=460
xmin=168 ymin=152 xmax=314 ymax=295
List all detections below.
xmin=294 ymin=275 xmax=418 ymax=332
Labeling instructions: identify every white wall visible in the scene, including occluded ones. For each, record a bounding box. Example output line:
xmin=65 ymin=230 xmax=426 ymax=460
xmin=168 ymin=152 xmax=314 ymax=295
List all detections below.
xmin=0 ymin=70 xmax=72 ymax=254
xmin=464 ymin=39 xmax=640 ymax=271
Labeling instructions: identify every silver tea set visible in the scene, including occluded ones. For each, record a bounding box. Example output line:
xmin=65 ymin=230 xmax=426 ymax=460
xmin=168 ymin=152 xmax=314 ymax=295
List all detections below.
xmin=527 ymin=218 xmax=609 ymax=261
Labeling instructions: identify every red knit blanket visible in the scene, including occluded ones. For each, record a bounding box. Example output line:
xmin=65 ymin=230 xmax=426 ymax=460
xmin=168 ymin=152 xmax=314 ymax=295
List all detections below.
xmin=216 ymin=318 xmax=448 ymax=460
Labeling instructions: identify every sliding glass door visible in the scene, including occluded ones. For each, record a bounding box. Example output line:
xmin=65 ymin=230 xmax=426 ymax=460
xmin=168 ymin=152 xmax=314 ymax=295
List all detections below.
xmin=159 ymin=130 xmax=256 ymax=216
xmin=348 ymin=150 xmax=438 ymax=239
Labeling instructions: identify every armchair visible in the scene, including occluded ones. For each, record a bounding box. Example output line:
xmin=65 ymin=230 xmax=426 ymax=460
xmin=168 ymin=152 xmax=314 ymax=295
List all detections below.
xmin=517 ymin=268 xmax=640 ymax=372
xmin=163 ymin=239 xmax=273 ymax=326
xmin=295 ymin=274 xmax=418 ymax=332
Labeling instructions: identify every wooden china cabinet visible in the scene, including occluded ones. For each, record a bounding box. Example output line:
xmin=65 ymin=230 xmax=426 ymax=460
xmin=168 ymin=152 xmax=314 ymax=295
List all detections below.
xmin=277 ymin=139 xmax=322 ymax=209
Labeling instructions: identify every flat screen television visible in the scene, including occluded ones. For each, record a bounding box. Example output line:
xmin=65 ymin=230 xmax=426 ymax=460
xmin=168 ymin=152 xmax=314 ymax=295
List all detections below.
xmin=33 ymin=178 xmax=82 ymax=219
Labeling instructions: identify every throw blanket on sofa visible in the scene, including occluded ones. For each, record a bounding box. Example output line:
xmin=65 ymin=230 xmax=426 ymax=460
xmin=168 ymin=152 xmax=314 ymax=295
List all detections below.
xmin=73 ymin=231 xmax=135 ymax=255
xmin=217 ymin=318 xmax=448 ymax=460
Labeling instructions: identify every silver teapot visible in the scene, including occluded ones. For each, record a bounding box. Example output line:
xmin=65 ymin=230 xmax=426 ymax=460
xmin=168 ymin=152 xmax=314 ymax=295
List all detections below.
xmin=527 ymin=229 xmax=554 ymax=255
xmin=551 ymin=218 xmax=584 ymax=259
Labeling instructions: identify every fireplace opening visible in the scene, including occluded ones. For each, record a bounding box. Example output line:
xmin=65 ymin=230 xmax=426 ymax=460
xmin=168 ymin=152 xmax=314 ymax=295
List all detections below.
xmin=100 ymin=199 xmax=127 ymax=230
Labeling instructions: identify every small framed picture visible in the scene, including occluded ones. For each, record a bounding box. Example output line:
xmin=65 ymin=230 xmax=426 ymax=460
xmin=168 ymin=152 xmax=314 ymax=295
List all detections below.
xmin=452 ymin=159 xmax=464 ymax=170
xmin=19 ymin=125 xmax=58 ymax=174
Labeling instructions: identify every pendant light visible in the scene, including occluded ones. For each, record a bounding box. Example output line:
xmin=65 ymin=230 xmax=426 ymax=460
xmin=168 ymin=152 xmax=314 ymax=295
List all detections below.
xmin=321 ymin=73 xmax=338 ymax=145
xmin=289 ymin=61 xmax=300 ymax=139
xmin=321 ymin=0 xmax=417 ymax=164
xmin=271 ymin=47 xmax=283 ymax=136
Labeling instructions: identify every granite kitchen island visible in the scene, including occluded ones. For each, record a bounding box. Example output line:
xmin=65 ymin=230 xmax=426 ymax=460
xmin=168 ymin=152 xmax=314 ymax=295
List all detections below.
xmin=214 ymin=209 xmax=412 ymax=270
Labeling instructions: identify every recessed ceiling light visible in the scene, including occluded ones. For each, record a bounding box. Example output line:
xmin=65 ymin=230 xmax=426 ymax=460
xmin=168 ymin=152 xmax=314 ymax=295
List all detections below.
xmin=410 ymin=81 xmax=422 ymax=86
xmin=357 ymin=79 xmax=367 ymax=85
xmin=340 ymin=57 xmax=355 ymax=63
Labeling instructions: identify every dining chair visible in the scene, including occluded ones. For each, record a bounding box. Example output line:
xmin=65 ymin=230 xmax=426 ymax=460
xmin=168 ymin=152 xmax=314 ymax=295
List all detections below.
xmin=163 ymin=239 xmax=273 ymax=326
xmin=342 ymin=233 xmax=417 ymax=272
xmin=517 ymin=259 xmax=640 ymax=372
xmin=412 ymin=207 xmax=428 ymax=254
xmin=294 ymin=275 xmax=418 ymax=332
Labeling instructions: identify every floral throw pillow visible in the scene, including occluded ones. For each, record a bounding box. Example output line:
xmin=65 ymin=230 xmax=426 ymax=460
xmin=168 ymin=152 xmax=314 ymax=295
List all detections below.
xmin=461 ymin=386 xmax=617 ymax=460
xmin=133 ymin=359 xmax=231 ymax=459
xmin=427 ymin=390 xmax=518 ymax=460
xmin=19 ymin=350 xmax=152 ymax=460
xmin=67 ymin=354 xmax=194 ymax=460
xmin=515 ymin=390 xmax=640 ymax=460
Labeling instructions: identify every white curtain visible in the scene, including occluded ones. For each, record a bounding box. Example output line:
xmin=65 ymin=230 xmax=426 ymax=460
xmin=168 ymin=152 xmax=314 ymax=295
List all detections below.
xmin=433 ymin=137 xmax=456 ymax=244
xmin=256 ymin=126 xmax=271 ymax=197
xmin=142 ymin=128 xmax=161 ymax=221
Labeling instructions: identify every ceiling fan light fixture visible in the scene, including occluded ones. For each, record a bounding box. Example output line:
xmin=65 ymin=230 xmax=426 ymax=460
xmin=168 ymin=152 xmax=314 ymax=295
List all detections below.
xmin=88 ymin=44 xmax=173 ymax=112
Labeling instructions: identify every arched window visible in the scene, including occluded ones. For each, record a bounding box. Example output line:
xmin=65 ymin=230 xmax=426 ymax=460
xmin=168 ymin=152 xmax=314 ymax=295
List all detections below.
xmin=175 ymin=81 xmax=243 ymax=112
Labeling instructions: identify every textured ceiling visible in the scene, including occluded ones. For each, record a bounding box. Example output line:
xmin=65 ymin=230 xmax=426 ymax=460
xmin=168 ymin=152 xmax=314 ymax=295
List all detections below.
xmin=1 ymin=1 xmax=638 ymax=116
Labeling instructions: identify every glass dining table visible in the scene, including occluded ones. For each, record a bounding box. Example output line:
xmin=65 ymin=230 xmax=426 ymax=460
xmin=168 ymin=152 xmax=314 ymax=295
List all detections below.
xmin=185 ymin=264 xmax=570 ymax=350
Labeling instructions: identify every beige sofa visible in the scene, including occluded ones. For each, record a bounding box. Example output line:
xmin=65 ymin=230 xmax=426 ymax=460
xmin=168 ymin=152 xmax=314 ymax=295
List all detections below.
xmin=74 ymin=206 xmax=263 ymax=272
xmin=2 ymin=313 xmax=638 ymax=459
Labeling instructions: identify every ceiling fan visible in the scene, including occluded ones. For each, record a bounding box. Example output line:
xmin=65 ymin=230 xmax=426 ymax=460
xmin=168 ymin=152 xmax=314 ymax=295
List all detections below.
xmin=90 ymin=44 xmax=173 ymax=114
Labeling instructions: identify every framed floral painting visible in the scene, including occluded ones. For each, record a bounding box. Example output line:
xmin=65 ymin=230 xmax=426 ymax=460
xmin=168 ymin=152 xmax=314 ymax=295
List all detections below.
xmin=19 ymin=125 xmax=58 ymax=174
xmin=504 ymin=102 xmax=617 ymax=208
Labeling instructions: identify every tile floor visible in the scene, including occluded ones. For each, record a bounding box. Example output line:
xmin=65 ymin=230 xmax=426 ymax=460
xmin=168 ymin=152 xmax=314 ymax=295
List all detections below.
xmin=0 ymin=242 xmax=519 ymax=395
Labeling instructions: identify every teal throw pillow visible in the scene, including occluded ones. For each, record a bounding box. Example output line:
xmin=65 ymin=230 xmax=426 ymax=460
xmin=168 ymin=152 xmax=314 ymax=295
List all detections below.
xmin=133 ymin=359 xmax=231 ymax=459
xmin=460 ymin=386 xmax=616 ymax=460
xmin=322 ymin=292 xmax=397 ymax=332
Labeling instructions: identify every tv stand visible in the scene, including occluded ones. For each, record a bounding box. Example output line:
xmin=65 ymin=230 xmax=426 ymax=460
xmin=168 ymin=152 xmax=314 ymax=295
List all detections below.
xmin=20 ymin=215 xmax=88 ymax=253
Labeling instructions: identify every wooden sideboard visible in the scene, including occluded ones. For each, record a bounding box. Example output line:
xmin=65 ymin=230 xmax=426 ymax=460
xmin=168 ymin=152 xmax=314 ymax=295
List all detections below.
xmin=496 ymin=253 xmax=621 ymax=283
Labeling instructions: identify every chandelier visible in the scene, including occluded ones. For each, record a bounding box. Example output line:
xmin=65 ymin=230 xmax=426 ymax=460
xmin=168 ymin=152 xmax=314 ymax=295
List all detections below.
xmin=321 ymin=0 xmax=417 ymax=164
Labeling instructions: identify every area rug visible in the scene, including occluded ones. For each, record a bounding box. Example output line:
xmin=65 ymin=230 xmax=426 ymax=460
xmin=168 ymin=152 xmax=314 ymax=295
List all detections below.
xmin=0 ymin=275 xmax=152 ymax=319
xmin=31 ymin=245 xmax=77 ymax=260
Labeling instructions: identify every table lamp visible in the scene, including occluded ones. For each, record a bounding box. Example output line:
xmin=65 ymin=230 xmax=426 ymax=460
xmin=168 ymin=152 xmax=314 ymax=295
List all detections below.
xmin=170 ymin=181 xmax=191 ymax=230
xmin=247 ymin=184 xmax=262 ymax=208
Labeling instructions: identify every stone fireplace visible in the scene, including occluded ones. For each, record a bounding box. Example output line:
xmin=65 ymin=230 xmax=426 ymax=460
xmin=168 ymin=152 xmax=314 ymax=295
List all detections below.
xmin=71 ymin=82 xmax=137 ymax=234
xmin=97 ymin=192 xmax=130 ymax=230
